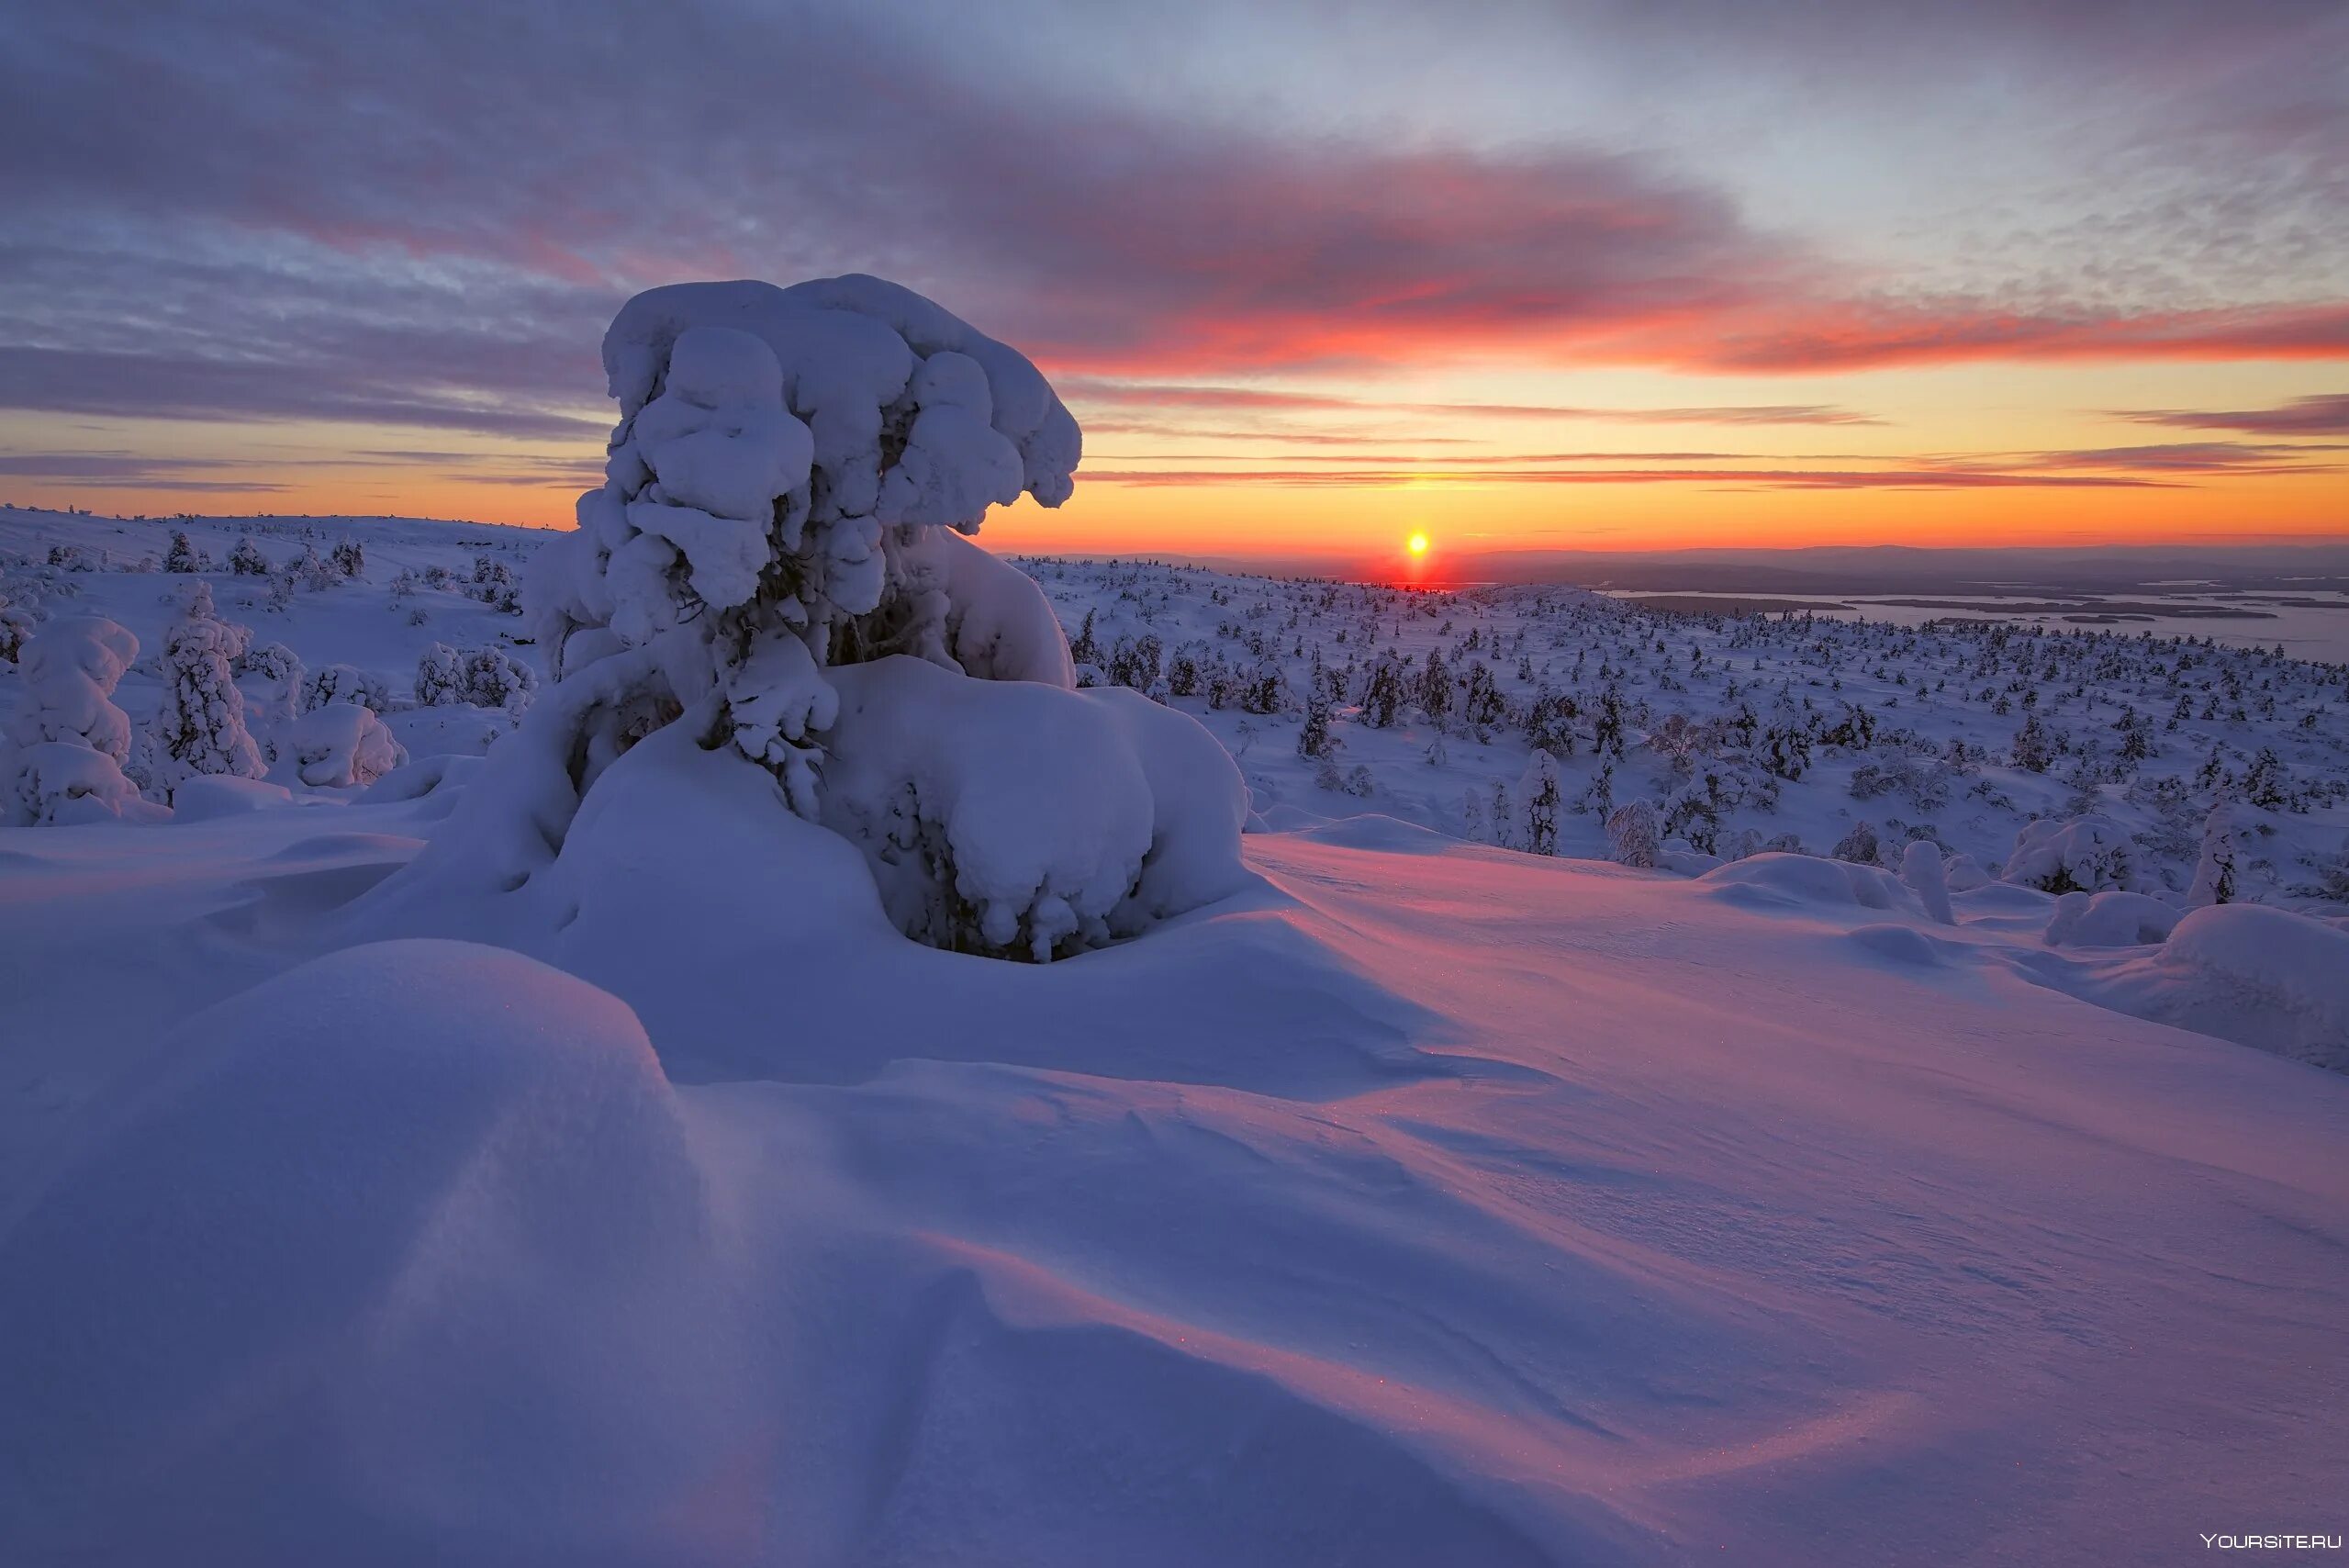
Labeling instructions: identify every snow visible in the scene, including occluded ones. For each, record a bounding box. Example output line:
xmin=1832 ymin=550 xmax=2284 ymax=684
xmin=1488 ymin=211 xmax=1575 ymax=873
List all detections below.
xmin=820 ymin=654 xmax=1247 ymax=958
xmin=0 ymin=938 xmax=741 ymax=1564
xmin=2052 ymin=902 xmax=2349 ymax=1070
xmin=3 ymin=499 xmax=2347 ymax=1562
xmin=281 ymin=700 xmax=408 ymax=789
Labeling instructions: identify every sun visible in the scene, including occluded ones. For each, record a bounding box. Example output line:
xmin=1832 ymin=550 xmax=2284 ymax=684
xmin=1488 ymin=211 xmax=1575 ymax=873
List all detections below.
xmin=1407 ymin=532 xmax=1429 ymax=556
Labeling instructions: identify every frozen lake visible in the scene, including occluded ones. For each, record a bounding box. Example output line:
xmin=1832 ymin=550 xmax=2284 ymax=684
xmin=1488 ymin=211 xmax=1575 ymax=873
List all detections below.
xmin=1609 ymin=588 xmax=2349 ymax=665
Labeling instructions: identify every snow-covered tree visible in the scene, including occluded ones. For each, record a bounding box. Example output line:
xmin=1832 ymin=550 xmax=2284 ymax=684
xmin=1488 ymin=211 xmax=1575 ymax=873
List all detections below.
xmin=303 ymin=664 xmax=391 ymax=713
xmin=1605 ymin=799 xmax=1660 ymax=868
xmin=330 ymin=536 xmax=365 ymax=580
xmin=1297 ymin=682 xmax=1335 ymax=759
xmin=146 ymin=581 xmax=264 ymax=798
xmin=228 ymin=536 xmax=271 ymax=576
xmin=284 ymin=703 xmax=407 ymax=788
xmin=1416 ymin=646 xmax=1453 ymax=728
xmin=1518 ymin=748 xmax=1562 ymax=855
xmin=372 ymin=276 xmax=1238 ymax=964
xmin=163 ymin=531 xmax=201 ymax=573
xmin=242 ymin=641 xmax=306 ymax=724
xmin=2187 ymin=802 xmax=2249 ymax=907
xmin=1 ymin=616 xmax=143 ymax=824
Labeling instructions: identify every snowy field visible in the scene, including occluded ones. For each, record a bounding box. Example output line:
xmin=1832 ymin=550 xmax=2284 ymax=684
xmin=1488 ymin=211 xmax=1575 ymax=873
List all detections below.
xmin=5 ymin=474 xmax=2346 ymax=1566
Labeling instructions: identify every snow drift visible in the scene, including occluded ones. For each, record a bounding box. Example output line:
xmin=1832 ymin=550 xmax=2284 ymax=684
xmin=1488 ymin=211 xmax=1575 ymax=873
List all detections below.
xmin=0 ymin=939 xmax=746 ymax=1564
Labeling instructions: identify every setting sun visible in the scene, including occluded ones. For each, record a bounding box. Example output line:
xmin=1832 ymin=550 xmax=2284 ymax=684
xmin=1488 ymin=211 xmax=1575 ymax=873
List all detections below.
xmin=1407 ymin=532 xmax=1429 ymax=555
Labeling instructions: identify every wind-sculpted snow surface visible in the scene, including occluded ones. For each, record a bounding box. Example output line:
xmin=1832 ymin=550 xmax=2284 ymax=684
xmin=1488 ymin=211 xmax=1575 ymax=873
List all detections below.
xmin=5 ymin=505 xmax=2349 ymax=1560
xmin=0 ymin=939 xmax=746 ymax=1564
xmin=2 ymin=795 xmax=2344 ymax=1564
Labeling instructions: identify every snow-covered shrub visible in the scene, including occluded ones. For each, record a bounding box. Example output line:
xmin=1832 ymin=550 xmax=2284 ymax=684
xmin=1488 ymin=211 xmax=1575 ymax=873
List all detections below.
xmin=228 ymin=536 xmax=271 ymax=576
xmin=1849 ymin=747 xmax=1952 ymax=812
xmin=303 ymin=663 xmax=391 ymax=714
xmin=819 ymin=656 xmax=1246 ymax=960
xmin=284 ymin=702 xmax=408 ymax=788
xmin=0 ymin=585 xmax=34 ymax=663
xmin=1 ymin=616 xmax=143 ymax=824
xmin=415 ymin=643 xmax=538 ymax=714
xmin=330 ymin=536 xmax=365 ymax=579
xmin=145 ymin=581 xmax=264 ymax=798
xmin=3 ymin=742 xmax=145 ymax=825
xmin=240 ymin=640 xmax=306 ymax=724
xmin=415 ymin=643 xmax=464 ymax=707
xmin=2004 ymin=814 xmax=2144 ymax=895
xmin=1831 ymin=820 xmax=1883 ymax=867
xmin=1605 ymin=799 xmax=1660 ymax=868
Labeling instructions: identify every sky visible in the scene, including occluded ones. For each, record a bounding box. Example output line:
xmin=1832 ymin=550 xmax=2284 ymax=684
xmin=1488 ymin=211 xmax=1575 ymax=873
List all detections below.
xmin=1 ymin=0 xmax=2344 ymax=566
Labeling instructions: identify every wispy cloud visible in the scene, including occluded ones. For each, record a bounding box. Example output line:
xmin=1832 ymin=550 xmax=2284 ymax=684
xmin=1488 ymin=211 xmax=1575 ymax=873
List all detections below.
xmin=2117 ymin=392 xmax=2349 ymax=437
xmin=1085 ymin=466 xmax=2173 ymax=490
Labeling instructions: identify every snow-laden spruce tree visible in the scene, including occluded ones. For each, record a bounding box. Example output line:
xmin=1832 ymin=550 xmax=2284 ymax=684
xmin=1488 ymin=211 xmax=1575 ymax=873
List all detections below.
xmin=371 ymin=275 xmax=1241 ymax=961
xmin=1518 ymin=748 xmax=1562 ymax=855
xmin=145 ymin=581 xmax=263 ymax=799
xmin=1 ymin=617 xmax=146 ymax=825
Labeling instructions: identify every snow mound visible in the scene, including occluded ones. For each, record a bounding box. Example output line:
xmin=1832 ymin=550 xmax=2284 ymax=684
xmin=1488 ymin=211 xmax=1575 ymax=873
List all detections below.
xmin=2043 ymin=889 xmax=2179 ymax=949
xmin=0 ymin=938 xmax=744 ymax=1563
xmin=2003 ymin=813 xmax=2143 ymax=894
xmin=2030 ymin=903 xmax=2349 ymax=1071
xmin=822 ymin=656 xmax=1248 ymax=959
xmin=1699 ymin=851 xmax=1921 ymax=915
xmin=280 ymin=700 xmax=408 ymax=788
xmin=169 ymin=774 xmax=295 ymax=821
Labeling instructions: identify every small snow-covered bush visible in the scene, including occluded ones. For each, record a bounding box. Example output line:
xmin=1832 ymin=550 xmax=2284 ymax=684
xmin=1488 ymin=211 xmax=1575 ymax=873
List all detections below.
xmin=0 ymin=587 xmax=30 ymax=662
xmin=284 ymin=701 xmax=408 ymax=788
xmin=415 ymin=643 xmax=538 ymax=714
xmin=302 ymin=663 xmax=392 ymax=714
xmin=2004 ymin=814 xmax=2144 ymax=895
xmin=1831 ymin=820 xmax=1883 ymax=868
xmin=821 ymin=656 xmax=1246 ymax=960
xmin=228 ymin=536 xmax=271 ymax=576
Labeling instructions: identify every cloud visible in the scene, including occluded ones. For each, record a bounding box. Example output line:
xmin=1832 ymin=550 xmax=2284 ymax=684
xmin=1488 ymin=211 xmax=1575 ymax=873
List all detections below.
xmin=0 ymin=0 xmax=2341 ymax=475
xmin=1084 ymin=465 xmax=2171 ymax=490
xmin=0 ymin=452 xmax=293 ymax=491
xmin=2012 ymin=441 xmax=2342 ymax=475
xmin=1687 ymin=303 xmax=2349 ymax=375
xmin=1062 ymin=379 xmax=1885 ymax=425
xmin=2118 ymin=392 xmax=2349 ymax=437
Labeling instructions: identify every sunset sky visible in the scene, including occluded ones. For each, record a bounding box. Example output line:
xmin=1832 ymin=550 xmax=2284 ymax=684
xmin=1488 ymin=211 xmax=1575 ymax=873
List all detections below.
xmin=2 ymin=0 xmax=2344 ymax=563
